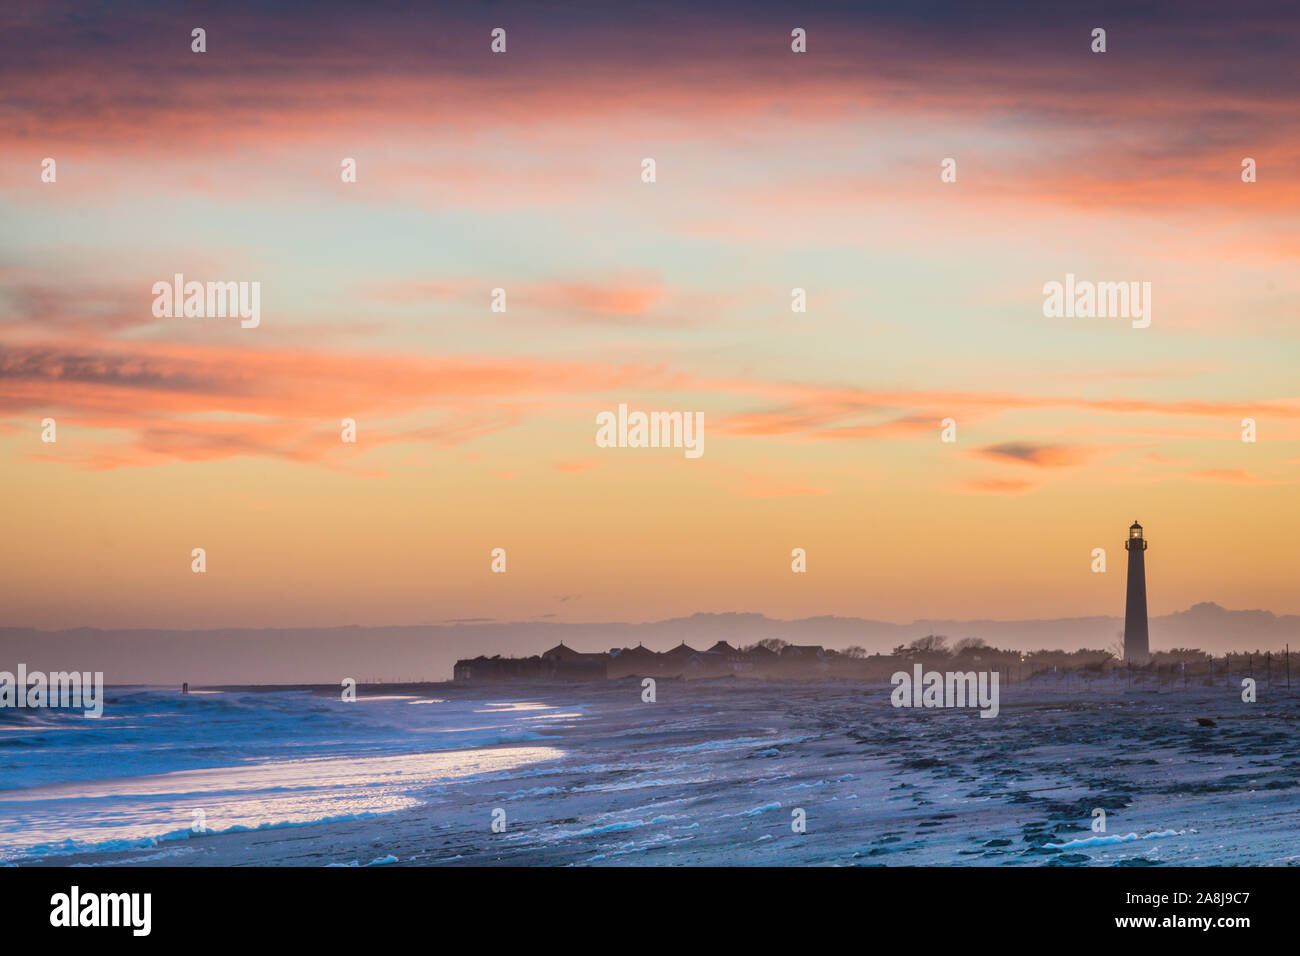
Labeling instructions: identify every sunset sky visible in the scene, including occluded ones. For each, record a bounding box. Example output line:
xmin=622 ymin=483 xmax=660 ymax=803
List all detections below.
xmin=2 ymin=1 xmax=1297 ymax=630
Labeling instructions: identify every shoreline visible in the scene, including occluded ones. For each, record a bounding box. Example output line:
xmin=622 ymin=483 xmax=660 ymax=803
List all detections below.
xmin=8 ymin=680 xmax=1296 ymax=867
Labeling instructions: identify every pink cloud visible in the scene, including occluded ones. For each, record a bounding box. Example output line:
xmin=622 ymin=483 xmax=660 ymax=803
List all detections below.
xmin=972 ymin=442 xmax=1098 ymax=468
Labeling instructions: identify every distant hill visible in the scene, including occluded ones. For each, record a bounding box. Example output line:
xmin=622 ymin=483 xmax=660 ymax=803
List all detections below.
xmin=3 ymin=602 xmax=1295 ymax=685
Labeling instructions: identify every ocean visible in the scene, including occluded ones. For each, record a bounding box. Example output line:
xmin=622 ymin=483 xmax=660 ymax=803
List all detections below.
xmin=2 ymin=678 xmax=1296 ymax=866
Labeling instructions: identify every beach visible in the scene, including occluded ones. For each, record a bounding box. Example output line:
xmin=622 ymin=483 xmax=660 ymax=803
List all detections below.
xmin=3 ymin=678 xmax=1297 ymax=867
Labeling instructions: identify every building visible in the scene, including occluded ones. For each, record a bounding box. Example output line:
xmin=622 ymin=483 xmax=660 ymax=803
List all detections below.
xmin=656 ymin=642 xmax=698 ymax=676
xmin=1123 ymin=520 xmax=1150 ymax=665
xmin=452 ymin=655 xmax=546 ymax=681
xmin=540 ymin=642 xmax=609 ymax=680
xmin=683 ymin=650 xmax=730 ymax=677
xmin=455 ymin=639 xmax=853 ymax=682
xmin=780 ymin=644 xmax=826 ymax=661
xmin=746 ymin=643 xmax=779 ymax=673
xmin=707 ymin=641 xmax=754 ymax=673
xmin=607 ymin=643 xmax=661 ymax=679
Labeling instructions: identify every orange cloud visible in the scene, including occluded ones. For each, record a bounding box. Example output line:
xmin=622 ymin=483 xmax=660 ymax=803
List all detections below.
xmin=0 ymin=341 xmax=678 ymax=468
xmin=5 ymin=338 xmax=1298 ymax=471
xmin=522 ymin=280 xmax=665 ymax=320
xmin=973 ymin=442 xmax=1096 ymax=468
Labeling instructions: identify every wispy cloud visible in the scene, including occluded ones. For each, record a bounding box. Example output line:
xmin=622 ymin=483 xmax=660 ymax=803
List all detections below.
xmin=973 ymin=442 xmax=1095 ymax=468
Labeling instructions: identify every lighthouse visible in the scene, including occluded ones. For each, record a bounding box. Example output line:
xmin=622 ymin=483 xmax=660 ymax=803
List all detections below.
xmin=1123 ymin=521 xmax=1150 ymax=664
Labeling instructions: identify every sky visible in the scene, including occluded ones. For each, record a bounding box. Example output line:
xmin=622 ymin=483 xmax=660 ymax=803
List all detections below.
xmin=2 ymin=0 xmax=1298 ymax=630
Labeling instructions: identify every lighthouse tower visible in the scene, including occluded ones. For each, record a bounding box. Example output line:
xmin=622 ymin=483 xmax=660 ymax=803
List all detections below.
xmin=1123 ymin=521 xmax=1150 ymax=665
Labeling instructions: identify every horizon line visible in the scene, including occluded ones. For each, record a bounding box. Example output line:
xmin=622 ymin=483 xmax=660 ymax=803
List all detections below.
xmin=5 ymin=600 xmax=1287 ymax=634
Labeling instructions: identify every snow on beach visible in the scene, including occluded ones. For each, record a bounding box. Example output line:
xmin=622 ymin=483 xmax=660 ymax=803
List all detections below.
xmin=2 ymin=679 xmax=1297 ymax=866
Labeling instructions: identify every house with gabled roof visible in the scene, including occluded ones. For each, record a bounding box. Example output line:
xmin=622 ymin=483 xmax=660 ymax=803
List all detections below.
xmin=540 ymin=642 xmax=608 ymax=680
xmin=607 ymin=643 xmax=661 ymax=679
